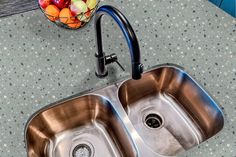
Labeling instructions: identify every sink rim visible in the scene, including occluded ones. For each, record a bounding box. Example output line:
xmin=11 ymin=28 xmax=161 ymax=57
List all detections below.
xmin=24 ymin=64 xmax=225 ymax=157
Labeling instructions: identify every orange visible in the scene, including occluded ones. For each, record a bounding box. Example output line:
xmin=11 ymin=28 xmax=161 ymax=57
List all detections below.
xmin=45 ymin=5 xmax=60 ymax=21
xmin=67 ymin=19 xmax=82 ymax=29
xmin=59 ymin=8 xmax=75 ymax=24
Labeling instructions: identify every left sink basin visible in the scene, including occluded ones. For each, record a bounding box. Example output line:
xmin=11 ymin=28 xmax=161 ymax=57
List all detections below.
xmin=25 ymin=95 xmax=137 ymax=157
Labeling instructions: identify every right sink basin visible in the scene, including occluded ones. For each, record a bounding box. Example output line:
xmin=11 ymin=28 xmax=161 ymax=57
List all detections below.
xmin=118 ymin=66 xmax=224 ymax=156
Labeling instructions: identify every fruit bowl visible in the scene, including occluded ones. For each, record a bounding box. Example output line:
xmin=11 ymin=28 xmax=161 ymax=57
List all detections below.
xmin=38 ymin=0 xmax=100 ymax=29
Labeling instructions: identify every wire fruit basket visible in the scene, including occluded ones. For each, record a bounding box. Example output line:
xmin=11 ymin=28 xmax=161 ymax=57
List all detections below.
xmin=38 ymin=0 xmax=100 ymax=29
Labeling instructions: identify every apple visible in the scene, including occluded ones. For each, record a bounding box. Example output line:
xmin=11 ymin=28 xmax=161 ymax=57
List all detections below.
xmin=77 ymin=9 xmax=91 ymax=22
xmin=51 ymin=0 xmax=70 ymax=9
xmin=85 ymin=9 xmax=91 ymax=17
xmin=86 ymin=0 xmax=97 ymax=10
xmin=71 ymin=0 xmax=79 ymax=3
xmin=70 ymin=1 xmax=88 ymax=15
xmin=39 ymin=0 xmax=51 ymax=9
xmin=70 ymin=3 xmax=78 ymax=16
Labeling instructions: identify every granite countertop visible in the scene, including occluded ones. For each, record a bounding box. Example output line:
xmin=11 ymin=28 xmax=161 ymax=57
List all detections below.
xmin=0 ymin=0 xmax=235 ymax=156
xmin=0 ymin=0 xmax=38 ymax=18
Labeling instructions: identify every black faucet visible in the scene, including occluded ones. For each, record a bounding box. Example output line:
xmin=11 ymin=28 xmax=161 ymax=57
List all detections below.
xmin=94 ymin=5 xmax=143 ymax=80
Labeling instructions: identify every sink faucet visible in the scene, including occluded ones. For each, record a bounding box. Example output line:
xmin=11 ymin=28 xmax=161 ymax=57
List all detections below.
xmin=94 ymin=5 xmax=143 ymax=80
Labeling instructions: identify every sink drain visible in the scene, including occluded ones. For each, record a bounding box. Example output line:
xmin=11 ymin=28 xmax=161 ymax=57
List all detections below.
xmin=145 ymin=113 xmax=163 ymax=129
xmin=72 ymin=144 xmax=92 ymax=157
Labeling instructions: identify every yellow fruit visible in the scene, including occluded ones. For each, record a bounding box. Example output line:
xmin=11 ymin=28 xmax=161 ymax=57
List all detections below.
xmin=45 ymin=5 xmax=60 ymax=21
xmin=59 ymin=8 xmax=74 ymax=24
xmin=86 ymin=0 xmax=97 ymax=10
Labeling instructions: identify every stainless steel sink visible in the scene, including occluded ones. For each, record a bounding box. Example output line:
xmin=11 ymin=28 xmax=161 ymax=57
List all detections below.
xmin=118 ymin=66 xmax=224 ymax=156
xmin=25 ymin=65 xmax=224 ymax=157
xmin=25 ymin=95 xmax=138 ymax=157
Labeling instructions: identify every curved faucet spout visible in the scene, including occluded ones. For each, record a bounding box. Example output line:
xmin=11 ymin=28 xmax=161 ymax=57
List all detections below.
xmin=94 ymin=5 xmax=143 ymax=80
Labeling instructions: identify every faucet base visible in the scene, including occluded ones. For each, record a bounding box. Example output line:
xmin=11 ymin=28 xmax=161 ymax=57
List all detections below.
xmin=95 ymin=71 xmax=108 ymax=78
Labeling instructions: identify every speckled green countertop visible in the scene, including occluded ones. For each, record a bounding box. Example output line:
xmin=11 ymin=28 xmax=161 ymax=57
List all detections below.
xmin=0 ymin=0 xmax=235 ymax=156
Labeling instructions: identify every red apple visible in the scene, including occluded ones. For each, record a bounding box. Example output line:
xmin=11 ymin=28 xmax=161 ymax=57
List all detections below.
xmin=51 ymin=0 xmax=70 ymax=9
xmin=70 ymin=4 xmax=78 ymax=16
xmin=39 ymin=0 xmax=51 ymax=9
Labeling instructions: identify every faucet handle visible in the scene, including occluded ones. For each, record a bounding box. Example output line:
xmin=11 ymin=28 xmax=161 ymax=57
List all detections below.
xmin=105 ymin=53 xmax=117 ymax=65
xmin=105 ymin=53 xmax=125 ymax=71
xmin=115 ymin=61 xmax=125 ymax=71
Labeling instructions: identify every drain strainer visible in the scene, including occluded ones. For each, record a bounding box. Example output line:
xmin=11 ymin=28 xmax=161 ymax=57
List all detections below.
xmin=72 ymin=144 xmax=92 ymax=157
xmin=145 ymin=113 xmax=163 ymax=129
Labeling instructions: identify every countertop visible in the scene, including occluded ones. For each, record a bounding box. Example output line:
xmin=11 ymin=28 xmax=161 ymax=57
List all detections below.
xmin=0 ymin=0 xmax=235 ymax=156
xmin=0 ymin=0 xmax=38 ymax=18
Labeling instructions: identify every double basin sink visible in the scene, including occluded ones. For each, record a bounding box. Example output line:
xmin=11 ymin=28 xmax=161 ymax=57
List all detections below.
xmin=25 ymin=65 xmax=224 ymax=157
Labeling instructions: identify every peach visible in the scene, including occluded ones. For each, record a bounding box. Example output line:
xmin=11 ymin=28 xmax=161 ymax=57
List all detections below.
xmin=67 ymin=19 xmax=82 ymax=29
xmin=45 ymin=5 xmax=60 ymax=21
xmin=59 ymin=8 xmax=75 ymax=24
